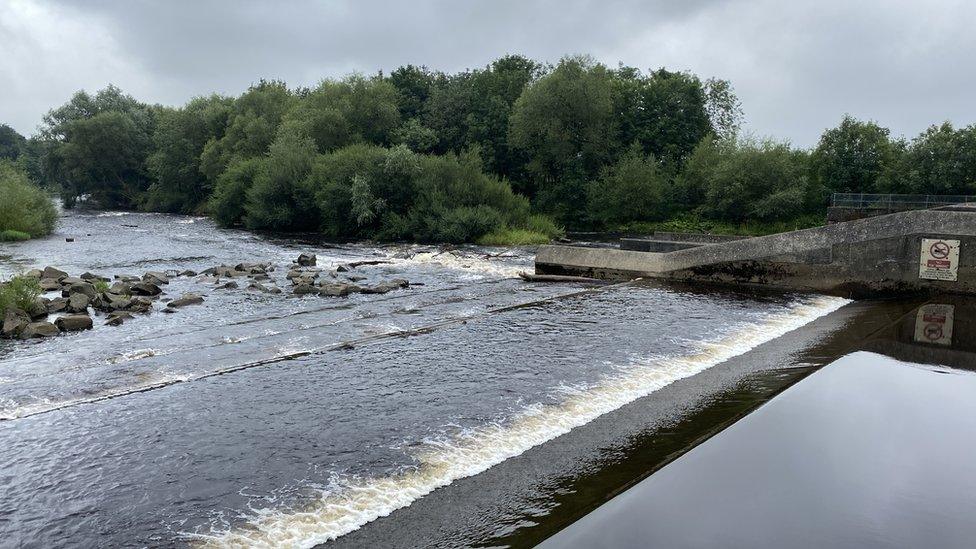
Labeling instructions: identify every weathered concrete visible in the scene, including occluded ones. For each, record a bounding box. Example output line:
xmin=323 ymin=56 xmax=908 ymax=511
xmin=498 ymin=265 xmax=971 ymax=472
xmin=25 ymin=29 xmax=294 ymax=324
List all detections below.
xmin=537 ymin=209 xmax=976 ymax=297
xmin=619 ymin=239 xmax=703 ymax=253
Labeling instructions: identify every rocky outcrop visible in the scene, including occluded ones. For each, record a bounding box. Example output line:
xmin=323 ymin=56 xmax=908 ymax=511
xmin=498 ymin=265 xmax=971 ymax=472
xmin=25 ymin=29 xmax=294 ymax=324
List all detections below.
xmin=129 ymin=282 xmax=162 ymax=296
xmin=56 ymin=314 xmax=93 ymax=332
xmin=67 ymin=293 xmax=90 ymax=313
xmin=297 ymin=253 xmax=316 ymax=266
xmin=2 ymin=309 xmax=30 ymax=338
xmin=42 ymin=266 xmax=68 ymax=280
xmin=142 ymin=271 xmax=170 ymax=285
xmin=64 ymin=281 xmax=96 ymax=299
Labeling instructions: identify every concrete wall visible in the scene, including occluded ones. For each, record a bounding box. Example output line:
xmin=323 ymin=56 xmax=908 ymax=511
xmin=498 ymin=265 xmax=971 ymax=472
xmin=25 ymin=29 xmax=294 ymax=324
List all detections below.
xmin=537 ymin=210 xmax=976 ymax=297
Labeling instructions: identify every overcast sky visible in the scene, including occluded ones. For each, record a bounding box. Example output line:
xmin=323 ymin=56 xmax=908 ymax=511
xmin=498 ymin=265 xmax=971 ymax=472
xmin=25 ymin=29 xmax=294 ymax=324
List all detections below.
xmin=1 ymin=0 xmax=974 ymax=147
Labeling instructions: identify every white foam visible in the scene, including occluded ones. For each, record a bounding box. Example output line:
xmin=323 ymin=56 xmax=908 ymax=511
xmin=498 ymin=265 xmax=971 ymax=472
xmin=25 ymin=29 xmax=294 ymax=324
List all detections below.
xmin=190 ymin=295 xmax=849 ymax=548
xmin=396 ymin=251 xmax=528 ymax=279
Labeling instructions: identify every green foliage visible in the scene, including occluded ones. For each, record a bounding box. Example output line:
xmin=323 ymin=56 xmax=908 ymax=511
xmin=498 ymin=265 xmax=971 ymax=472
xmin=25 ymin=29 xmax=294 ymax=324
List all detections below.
xmin=587 ymin=145 xmax=671 ymax=226
xmin=0 ymin=275 xmax=42 ymax=318
xmin=903 ymin=123 xmax=976 ymax=195
xmin=391 ymin=118 xmax=438 ymax=153
xmin=0 ymin=161 xmax=57 ymax=238
xmin=679 ymin=137 xmax=815 ymax=222
xmin=0 ymin=230 xmax=31 ymax=242
xmin=243 ymin=128 xmax=318 ymax=231
xmin=613 ymin=212 xmax=824 ymax=237
xmin=811 ymin=115 xmax=901 ymax=194
xmin=0 ymin=124 xmax=26 ymax=161
xmin=209 ymin=157 xmax=264 ymax=227
xmin=93 ymin=279 xmax=110 ymax=293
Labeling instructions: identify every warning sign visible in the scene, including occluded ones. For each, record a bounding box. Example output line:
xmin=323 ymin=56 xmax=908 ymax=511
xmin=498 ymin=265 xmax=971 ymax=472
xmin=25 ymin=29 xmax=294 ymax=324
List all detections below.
xmin=913 ymin=303 xmax=954 ymax=346
xmin=919 ymin=238 xmax=960 ymax=281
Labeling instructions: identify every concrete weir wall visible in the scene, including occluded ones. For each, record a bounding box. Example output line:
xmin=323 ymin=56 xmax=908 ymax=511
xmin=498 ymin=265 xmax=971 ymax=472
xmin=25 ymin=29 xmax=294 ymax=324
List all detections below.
xmin=536 ymin=209 xmax=976 ymax=297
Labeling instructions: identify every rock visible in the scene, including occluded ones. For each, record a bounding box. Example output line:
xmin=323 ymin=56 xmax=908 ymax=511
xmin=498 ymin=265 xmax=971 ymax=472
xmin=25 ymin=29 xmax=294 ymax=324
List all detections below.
xmin=42 ymin=266 xmax=69 ymax=280
xmin=67 ymin=293 xmax=90 ymax=313
xmin=251 ymin=273 xmax=270 ymax=281
xmin=65 ymin=281 xmax=96 ymax=299
xmin=318 ymin=282 xmax=361 ymax=297
xmin=293 ymin=283 xmax=318 ymax=295
xmin=126 ymin=297 xmax=154 ymax=313
xmin=25 ymin=269 xmax=42 ymax=279
xmin=105 ymin=311 xmax=134 ymax=326
xmin=345 ymin=275 xmax=367 ymax=282
xmin=130 ymin=282 xmax=162 ymax=296
xmin=59 ymin=276 xmax=86 ymax=286
xmin=161 ymin=307 xmax=177 ymax=314
xmin=168 ymin=293 xmax=204 ymax=308
xmin=360 ymin=279 xmax=409 ymax=295
xmin=179 ymin=270 xmax=198 ymax=277
xmin=39 ymin=278 xmax=62 ymax=291
xmin=217 ymin=281 xmax=239 ymax=290
xmin=55 ymin=314 xmax=93 ymax=332
xmin=297 ymin=253 xmax=317 ymax=267
xmin=65 ymin=237 xmax=74 ymax=243
xmin=26 ymin=297 xmax=49 ymax=319
xmin=103 ymin=293 xmax=132 ymax=311
xmin=336 ymin=264 xmax=349 ymax=272
xmin=79 ymin=272 xmax=108 ymax=282
xmin=115 ymin=275 xmax=141 ymax=283
xmin=47 ymin=297 xmax=68 ymax=314
xmin=142 ymin=271 xmax=170 ymax=285
xmin=109 ymin=281 xmax=132 ymax=295
xmin=20 ymin=321 xmax=60 ymax=339
xmin=196 ymin=276 xmax=220 ymax=284
xmin=2 ymin=309 xmax=29 ymax=338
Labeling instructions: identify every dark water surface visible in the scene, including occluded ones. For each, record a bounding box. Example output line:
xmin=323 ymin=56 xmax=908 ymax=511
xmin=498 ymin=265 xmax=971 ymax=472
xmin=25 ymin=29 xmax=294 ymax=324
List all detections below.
xmin=0 ymin=211 xmax=848 ymax=548
xmin=542 ymin=322 xmax=976 ymax=548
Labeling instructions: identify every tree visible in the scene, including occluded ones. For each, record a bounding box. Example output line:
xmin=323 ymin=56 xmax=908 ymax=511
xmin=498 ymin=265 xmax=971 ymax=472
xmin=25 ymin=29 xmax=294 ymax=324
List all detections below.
xmin=509 ymin=55 xmax=615 ymax=223
xmin=704 ymin=78 xmax=743 ymax=141
xmin=810 ymin=115 xmax=900 ymax=194
xmin=904 ymin=123 xmax=976 ymax=195
xmin=587 ymin=144 xmax=671 ymax=226
xmin=0 ymin=124 xmax=26 ymax=161
xmin=388 ymin=65 xmax=439 ymax=120
xmin=243 ymin=126 xmax=319 ymax=230
xmin=145 ymin=94 xmax=233 ymax=212
xmin=38 ymin=85 xmax=157 ymax=207
xmin=631 ymin=69 xmax=713 ymax=165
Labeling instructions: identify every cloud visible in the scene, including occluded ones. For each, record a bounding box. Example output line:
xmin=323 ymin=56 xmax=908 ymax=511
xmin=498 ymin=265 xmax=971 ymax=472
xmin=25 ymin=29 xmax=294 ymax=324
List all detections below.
xmin=1 ymin=0 xmax=974 ymax=146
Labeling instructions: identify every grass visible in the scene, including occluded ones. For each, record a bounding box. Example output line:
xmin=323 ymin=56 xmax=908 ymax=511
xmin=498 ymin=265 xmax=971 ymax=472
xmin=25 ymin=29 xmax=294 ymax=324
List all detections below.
xmin=0 ymin=275 xmax=42 ymax=317
xmin=610 ymin=213 xmax=825 ymax=237
xmin=93 ymin=279 xmax=110 ymax=293
xmin=477 ymin=228 xmax=554 ymax=246
xmin=0 ymin=230 xmax=31 ymax=242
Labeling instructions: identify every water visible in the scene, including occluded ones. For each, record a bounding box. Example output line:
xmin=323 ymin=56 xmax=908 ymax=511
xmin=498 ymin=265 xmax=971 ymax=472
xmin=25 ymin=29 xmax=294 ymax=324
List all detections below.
xmin=0 ymin=211 xmax=847 ymax=547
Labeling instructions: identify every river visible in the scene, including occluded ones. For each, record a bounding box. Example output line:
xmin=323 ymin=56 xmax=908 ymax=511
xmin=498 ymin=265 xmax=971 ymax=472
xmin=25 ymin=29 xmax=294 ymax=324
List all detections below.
xmin=0 ymin=210 xmax=848 ymax=547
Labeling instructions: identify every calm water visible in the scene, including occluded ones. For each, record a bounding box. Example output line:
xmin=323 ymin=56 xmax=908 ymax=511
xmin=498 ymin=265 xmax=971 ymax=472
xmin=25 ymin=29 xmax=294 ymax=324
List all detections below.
xmin=0 ymin=211 xmax=847 ymax=547
xmin=541 ymin=313 xmax=976 ymax=548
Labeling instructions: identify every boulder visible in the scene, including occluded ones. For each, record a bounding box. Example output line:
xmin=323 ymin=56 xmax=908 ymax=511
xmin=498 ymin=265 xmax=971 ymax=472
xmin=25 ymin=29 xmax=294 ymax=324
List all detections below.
xmin=39 ymin=278 xmax=61 ymax=291
xmin=25 ymin=269 xmax=43 ymax=279
xmin=142 ymin=271 xmax=170 ymax=285
xmin=105 ymin=311 xmax=134 ymax=326
xmin=26 ymin=297 xmax=49 ymax=319
xmin=360 ymin=279 xmax=410 ymax=295
xmin=293 ymin=283 xmax=318 ymax=295
xmin=318 ymin=282 xmax=361 ymax=297
xmin=59 ymin=276 xmax=86 ymax=287
xmin=297 ymin=253 xmax=317 ymax=267
xmin=168 ymin=293 xmax=204 ymax=308
xmin=345 ymin=275 xmax=367 ymax=282
xmin=65 ymin=281 xmax=96 ymax=299
xmin=115 ymin=274 xmax=141 ymax=283
xmin=109 ymin=281 xmax=132 ymax=295
xmin=179 ymin=270 xmax=198 ymax=277
xmin=80 ymin=272 xmax=108 ymax=282
xmin=42 ymin=266 xmax=69 ymax=280
xmin=217 ymin=281 xmax=239 ymax=290
xmin=129 ymin=282 xmax=162 ymax=296
xmin=2 ymin=309 xmax=29 ymax=338
xmin=55 ymin=314 xmax=93 ymax=332
xmin=20 ymin=321 xmax=60 ymax=339
xmin=161 ymin=307 xmax=177 ymax=314
xmin=47 ymin=297 xmax=69 ymax=314
xmin=67 ymin=293 xmax=90 ymax=313
xmin=196 ymin=276 xmax=220 ymax=284
xmin=126 ymin=296 xmax=154 ymax=313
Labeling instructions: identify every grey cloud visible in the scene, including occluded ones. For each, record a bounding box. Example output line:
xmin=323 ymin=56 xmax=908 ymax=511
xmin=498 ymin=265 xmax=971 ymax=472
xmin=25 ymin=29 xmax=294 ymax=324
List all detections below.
xmin=1 ymin=0 xmax=974 ymax=147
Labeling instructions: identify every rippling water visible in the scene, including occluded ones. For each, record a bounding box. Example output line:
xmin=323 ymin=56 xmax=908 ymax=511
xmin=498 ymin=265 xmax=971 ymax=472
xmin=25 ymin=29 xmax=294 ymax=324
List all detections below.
xmin=0 ymin=211 xmax=847 ymax=547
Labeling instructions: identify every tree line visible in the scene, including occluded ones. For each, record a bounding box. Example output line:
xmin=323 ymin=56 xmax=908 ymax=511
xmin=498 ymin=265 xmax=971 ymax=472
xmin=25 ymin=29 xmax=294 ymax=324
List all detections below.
xmin=2 ymin=54 xmax=976 ymax=243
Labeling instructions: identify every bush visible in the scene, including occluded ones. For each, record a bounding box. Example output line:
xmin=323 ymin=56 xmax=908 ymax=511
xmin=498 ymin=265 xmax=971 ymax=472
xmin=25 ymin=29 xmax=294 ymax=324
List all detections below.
xmin=0 ymin=275 xmax=41 ymax=317
xmin=0 ymin=230 xmax=31 ymax=242
xmin=0 ymin=161 xmax=57 ymax=238
xmin=209 ymin=158 xmax=265 ymax=227
xmin=587 ymin=145 xmax=671 ymax=226
xmin=477 ymin=228 xmax=553 ymax=246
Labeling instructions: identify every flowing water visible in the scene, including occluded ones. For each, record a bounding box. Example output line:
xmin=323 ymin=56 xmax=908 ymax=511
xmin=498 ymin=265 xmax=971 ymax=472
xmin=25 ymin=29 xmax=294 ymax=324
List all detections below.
xmin=0 ymin=211 xmax=848 ymax=548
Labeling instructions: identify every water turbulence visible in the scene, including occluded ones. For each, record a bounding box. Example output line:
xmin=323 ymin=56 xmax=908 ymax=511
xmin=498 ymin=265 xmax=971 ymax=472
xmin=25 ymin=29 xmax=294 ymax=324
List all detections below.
xmin=194 ymin=296 xmax=847 ymax=548
xmin=0 ymin=212 xmax=848 ymax=548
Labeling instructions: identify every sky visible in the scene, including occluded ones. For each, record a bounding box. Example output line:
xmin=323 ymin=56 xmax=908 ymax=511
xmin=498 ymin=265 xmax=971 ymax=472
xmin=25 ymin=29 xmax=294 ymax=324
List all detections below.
xmin=1 ymin=0 xmax=974 ymax=147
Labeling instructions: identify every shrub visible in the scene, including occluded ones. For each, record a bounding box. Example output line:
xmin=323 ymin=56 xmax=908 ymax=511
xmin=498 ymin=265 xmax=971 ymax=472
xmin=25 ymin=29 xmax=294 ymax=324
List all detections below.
xmin=0 ymin=161 xmax=57 ymax=238
xmin=587 ymin=144 xmax=671 ymax=226
xmin=0 ymin=275 xmax=41 ymax=317
xmin=0 ymin=230 xmax=31 ymax=242
xmin=477 ymin=228 xmax=553 ymax=246
xmin=209 ymin=158 xmax=265 ymax=227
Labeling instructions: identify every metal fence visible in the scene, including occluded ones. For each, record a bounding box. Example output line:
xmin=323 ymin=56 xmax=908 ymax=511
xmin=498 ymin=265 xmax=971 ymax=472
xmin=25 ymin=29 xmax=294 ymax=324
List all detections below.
xmin=831 ymin=193 xmax=976 ymax=210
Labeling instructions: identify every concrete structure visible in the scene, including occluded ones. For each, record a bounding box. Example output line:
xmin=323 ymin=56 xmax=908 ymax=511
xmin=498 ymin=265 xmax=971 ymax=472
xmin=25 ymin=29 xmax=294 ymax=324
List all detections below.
xmin=536 ymin=209 xmax=976 ymax=297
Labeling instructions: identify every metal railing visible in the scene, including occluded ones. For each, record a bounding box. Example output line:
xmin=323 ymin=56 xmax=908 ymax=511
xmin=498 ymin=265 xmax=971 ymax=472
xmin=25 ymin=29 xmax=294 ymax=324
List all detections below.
xmin=831 ymin=193 xmax=976 ymax=210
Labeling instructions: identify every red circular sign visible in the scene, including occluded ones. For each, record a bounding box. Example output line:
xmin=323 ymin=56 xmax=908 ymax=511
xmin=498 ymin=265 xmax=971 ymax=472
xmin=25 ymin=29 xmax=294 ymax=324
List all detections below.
xmin=930 ymin=241 xmax=951 ymax=259
xmin=924 ymin=323 xmax=944 ymax=341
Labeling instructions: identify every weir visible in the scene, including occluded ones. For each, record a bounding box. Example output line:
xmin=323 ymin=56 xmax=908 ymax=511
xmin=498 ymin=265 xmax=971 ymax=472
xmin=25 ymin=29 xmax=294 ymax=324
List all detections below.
xmin=536 ymin=206 xmax=976 ymax=297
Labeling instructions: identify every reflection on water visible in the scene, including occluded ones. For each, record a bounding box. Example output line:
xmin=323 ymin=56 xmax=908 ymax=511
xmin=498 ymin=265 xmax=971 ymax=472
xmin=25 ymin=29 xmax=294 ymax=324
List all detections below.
xmin=538 ymin=297 xmax=976 ymax=549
